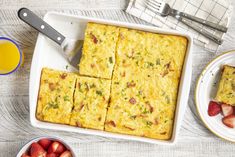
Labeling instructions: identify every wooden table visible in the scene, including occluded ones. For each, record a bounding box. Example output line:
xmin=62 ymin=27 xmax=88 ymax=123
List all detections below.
xmin=1 ymin=0 xmax=235 ymax=156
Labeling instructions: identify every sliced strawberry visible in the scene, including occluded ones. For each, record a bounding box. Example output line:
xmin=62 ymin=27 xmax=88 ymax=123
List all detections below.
xmin=46 ymin=153 xmax=59 ymax=157
xmin=208 ymin=101 xmax=221 ymax=116
xmin=38 ymin=138 xmax=52 ymax=150
xmin=30 ymin=142 xmax=46 ymax=157
xmin=59 ymin=151 xmax=72 ymax=157
xmin=222 ymin=115 xmax=235 ymax=128
xmin=233 ymin=106 xmax=235 ymax=114
xmin=48 ymin=141 xmax=65 ymax=154
xmin=221 ymin=104 xmax=233 ymax=116
xmin=21 ymin=153 xmax=30 ymax=157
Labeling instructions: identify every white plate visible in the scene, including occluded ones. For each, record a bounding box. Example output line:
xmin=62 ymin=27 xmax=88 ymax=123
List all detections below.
xmin=29 ymin=11 xmax=193 ymax=145
xmin=195 ymin=50 xmax=235 ymax=142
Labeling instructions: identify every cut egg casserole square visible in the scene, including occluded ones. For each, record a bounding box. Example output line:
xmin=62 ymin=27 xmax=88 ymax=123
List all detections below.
xmin=36 ymin=68 xmax=77 ymax=124
xmin=70 ymin=76 xmax=111 ymax=130
xmin=79 ymin=22 xmax=119 ymax=79
xmin=215 ymin=65 xmax=235 ymax=106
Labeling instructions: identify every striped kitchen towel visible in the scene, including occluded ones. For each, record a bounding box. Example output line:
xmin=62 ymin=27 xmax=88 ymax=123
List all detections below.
xmin=126 ymin=0 xmax=233 ymax=52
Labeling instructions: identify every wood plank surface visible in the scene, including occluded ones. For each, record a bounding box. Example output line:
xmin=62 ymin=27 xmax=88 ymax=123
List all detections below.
xmin=0 ymin=0 xmax=235 ymax=156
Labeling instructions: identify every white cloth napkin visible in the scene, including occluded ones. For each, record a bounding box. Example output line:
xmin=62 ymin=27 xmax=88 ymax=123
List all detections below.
xmin=126 ymin=0 xmax=233 ymax=52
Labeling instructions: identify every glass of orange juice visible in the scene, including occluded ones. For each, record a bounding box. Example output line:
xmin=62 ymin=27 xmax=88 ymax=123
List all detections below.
xmin=0 ymin=37 xmax=23 ymax=75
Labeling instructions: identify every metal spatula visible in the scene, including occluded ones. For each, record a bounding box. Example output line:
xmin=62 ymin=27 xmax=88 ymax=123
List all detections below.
xmin=18 ymin=8 xmax=83 ymax=68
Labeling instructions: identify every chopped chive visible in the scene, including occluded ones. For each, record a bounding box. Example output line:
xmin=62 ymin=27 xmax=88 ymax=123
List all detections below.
xmin=47 ymin=102 xmax=59 ymax=109
xmin=96 ymin=90 xmax=103 ymax=96
xmin=63 ymin=95 xmax=70 ymax=101
xmin=149 ymin=62 xmax=154 ymax=66
xmin=165 ymin=95 xmax=170 ymax=104
xmin=90 ymin=83 xmax=96 ymax=88
xmin=146 ymin=121 xmax=153 ymax=127
xmin=156 ymin=58 xmax=160 ymax=65
xmin=142 ymin=108 xmax=149 ymax=114
xmin=65 ymin=65 xmax=69 ymax=70
xmin=109 ymin=57 xmax=113 ymax=64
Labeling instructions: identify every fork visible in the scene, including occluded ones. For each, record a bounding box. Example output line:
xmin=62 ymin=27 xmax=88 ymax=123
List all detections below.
xmin=146 ymin=0 xmax=227 ymax=45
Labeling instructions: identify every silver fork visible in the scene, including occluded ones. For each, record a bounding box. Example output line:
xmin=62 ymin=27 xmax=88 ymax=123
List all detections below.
xmin=146 ymin=0 xmax=227 ymax=45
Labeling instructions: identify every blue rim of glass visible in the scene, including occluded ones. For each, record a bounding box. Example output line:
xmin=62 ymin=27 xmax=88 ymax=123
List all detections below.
xmin=0 ymin=37 xmax=23 ymax=75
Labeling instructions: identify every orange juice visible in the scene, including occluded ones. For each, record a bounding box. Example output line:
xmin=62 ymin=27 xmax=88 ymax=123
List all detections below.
xmin=0 ymin=37 xmax=22 ymax=75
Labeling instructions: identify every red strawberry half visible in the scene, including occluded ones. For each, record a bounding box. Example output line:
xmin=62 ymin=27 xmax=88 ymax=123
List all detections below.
xmin=60 ymin=151 xmax=72 ymax=157
xmin=48 ymin=141 xmax=65 ymax=154
xmin=222 ymin=115 xmax=235 ymax=128
xmin=21 ymin=153 xmax=30 ymax=157
xmin=208 ymin=101 xmax=221 ymax=116
xmin=38 ymin=138 xmax=52 ymax=150
xmin=30 ymin=142 xmax=46 ymax=157
xmin=221 ymin=103 xmax=233 ymax=116
xmin=46 ymin=153 xmax=59 ymax=157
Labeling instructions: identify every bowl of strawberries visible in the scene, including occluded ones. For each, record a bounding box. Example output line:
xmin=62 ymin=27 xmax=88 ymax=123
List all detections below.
xmin=16 ymin=136 xmax=76 ymax=157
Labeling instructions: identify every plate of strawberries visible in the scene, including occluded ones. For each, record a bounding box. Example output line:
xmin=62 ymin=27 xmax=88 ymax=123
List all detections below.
xmin=195 ymin=50 xmax=235 ymax=143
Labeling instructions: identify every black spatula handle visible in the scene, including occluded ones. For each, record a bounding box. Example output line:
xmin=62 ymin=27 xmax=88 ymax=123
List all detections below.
xmin=18 ymin=8 xmax=65 ymax=45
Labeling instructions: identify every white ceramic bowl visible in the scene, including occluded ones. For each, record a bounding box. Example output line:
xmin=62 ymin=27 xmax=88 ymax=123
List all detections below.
xmin=16 ymin=136 xmax=76 ymax=157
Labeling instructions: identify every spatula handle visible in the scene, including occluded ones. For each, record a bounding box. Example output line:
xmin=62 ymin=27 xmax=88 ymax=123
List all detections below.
xmin=18 ymin=8 xmax=65 ymax=45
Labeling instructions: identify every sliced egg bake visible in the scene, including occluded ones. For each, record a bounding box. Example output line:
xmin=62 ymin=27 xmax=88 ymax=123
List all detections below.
xmin=79 ymin=22 xmax=119 ymax=79
xmin=215 ymin=65 xmax=235 ymax=106
xmin=70 ymin=76 xmax=111 ymax=130
xmin=105 ymin=28 xmax=187 ymax=139
xmin=36 ymin=22 xmax=188 ymax=140
xmin=36 ymin=68 xmax=76 ymax=124
xmin=36 ymin=68 xmax=111 ymax=130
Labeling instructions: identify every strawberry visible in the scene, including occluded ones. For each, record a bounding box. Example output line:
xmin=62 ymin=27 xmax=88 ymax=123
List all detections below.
xmin=208 ymin=101 xmax=221 ymax=116
xmin=21 ymin=153 xmax=30 ymax=157
xmin=221 ymin=103 xmax=233 ymax=116
xmin=48 ymin=141 xmax=65 ymax=154
xmin=59 ymin=151 xmax=72 ymax=157
xmin=222 ymin=115 xmax=235 ymax=128
xmin=233 ymin=106 xmax=235 ymax=114
xmin=46 ymin=153 xmax=59 ymax=157
xmin=38 ymin=139 xmax=52 ymax=150
xmin=30 ymin=142 xmax=46 ymax=157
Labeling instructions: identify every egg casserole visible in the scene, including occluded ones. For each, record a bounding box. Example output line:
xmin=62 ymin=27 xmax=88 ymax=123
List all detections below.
xmin=36 ymin=25 xmax=188 ymax=141
xmin=215 ymin=65 xmax=235 ymax=106
xmin=104 ymin=28 xmax=187 ymax=139
xmin=70 ymin=76 xmax=111 ymax=130
xmin=79 ymin=22 xmax=119 ymax=79
xmin=36 ymin=68 xmax=77 ymax=124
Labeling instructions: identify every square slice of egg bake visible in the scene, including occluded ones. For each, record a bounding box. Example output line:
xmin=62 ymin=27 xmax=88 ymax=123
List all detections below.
xmin=70 ymin=76 xmax=111 ymax=130
xmin=78 ymin=22 xmax=119 ymax=79
xmin=36 ymin=68 xmax=77 ymax=124
xmin=215 ymin=65 xmax=235 ymax=106
xmin=36 ymin=68 xmax=111 ymax=130
xmin=104 ymin=28 xmax=187 ymax=140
